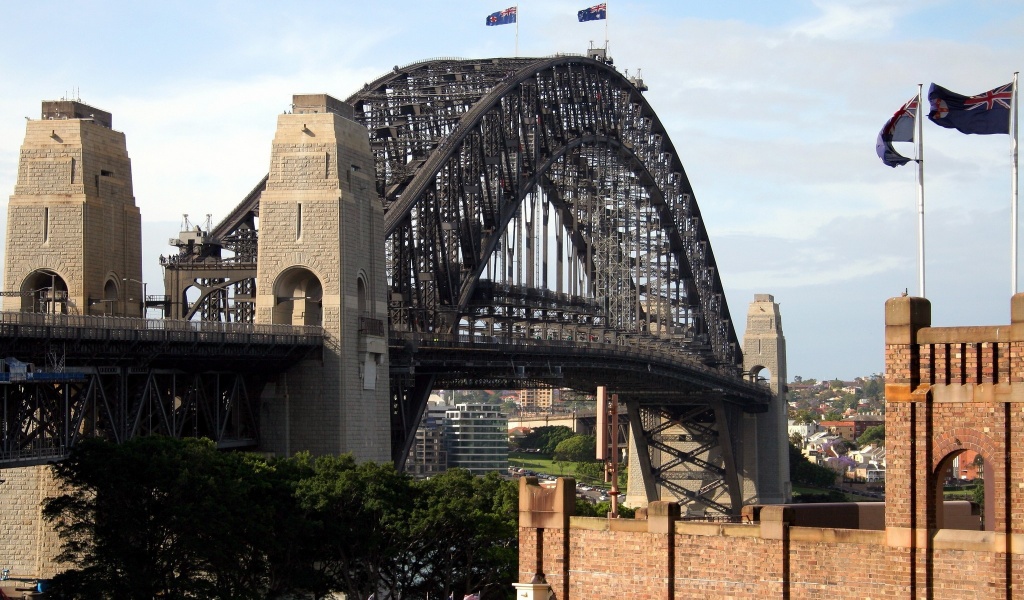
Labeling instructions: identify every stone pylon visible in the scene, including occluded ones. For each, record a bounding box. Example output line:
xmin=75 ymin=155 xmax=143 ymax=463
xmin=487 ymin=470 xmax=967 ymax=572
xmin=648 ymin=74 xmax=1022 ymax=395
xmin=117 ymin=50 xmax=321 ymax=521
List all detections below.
xmin=255 ymin=94 xmax=390 ymax=462
xmin=3 ymin=101 xmax=142 ymax=316
xmin=741 ymin=293 xmax=790 ymax=504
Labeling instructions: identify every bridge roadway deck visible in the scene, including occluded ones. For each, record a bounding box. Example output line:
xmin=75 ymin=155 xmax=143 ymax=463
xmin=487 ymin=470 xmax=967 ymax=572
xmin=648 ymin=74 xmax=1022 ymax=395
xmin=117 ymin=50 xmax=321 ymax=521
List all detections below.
xmin=389 ymin=331 xmax=771 ymax=409
xmin=0 ymin=312 xmax=323 ymax=372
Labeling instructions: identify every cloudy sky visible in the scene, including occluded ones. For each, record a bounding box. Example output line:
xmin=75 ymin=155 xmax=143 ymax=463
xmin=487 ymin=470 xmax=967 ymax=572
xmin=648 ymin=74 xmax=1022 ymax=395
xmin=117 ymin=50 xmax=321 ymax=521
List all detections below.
xmin=0 ymin=1 xmax=1021 ymax=381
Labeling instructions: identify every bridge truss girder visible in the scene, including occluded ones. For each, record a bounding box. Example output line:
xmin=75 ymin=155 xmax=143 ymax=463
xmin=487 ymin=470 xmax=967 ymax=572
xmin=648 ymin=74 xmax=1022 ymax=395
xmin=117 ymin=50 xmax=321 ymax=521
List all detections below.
xmin=348 ymin=56 xmax=740 ymax=368
xmin=0 ymin=368 xmax=265 ymax=467
xmin=157 ymin=56 xmax=771 ymax=489
xmin=628 ymin=400 xmax=746 ymax=516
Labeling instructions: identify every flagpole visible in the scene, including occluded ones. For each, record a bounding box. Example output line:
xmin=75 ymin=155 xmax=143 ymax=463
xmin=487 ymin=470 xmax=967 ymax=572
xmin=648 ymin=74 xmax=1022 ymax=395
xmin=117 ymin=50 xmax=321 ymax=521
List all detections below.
xmin=916 ymin=83 xmax=926 ymax=298
xmin=1012 ymin=71 xmax=1019 ymax=294
xmin=515 ymin=6 xmax=519 ymax=57
xmin=604 ymin=4 xmax=609 ymax=51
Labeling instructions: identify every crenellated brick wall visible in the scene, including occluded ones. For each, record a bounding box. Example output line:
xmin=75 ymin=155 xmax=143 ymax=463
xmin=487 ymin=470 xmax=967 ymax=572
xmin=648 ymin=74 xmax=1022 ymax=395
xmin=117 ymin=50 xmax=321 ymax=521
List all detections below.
xmin=517 ymin=294 xmax=1024 ymax=599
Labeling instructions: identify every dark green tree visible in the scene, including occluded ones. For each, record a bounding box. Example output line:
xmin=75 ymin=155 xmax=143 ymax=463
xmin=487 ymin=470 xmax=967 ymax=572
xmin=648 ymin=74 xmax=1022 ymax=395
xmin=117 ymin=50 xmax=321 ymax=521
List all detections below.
xmin=553 ymin=435 xmax=597 ymax=463
xmin=42 ymin=437 xmax=289 ymax=599
xmin=518 ymin=425 xmax=574 ymax=455
xmin=856 ymin=424 xmax=885 ymax=447
xmin=294 ymin=460 xmax=518 ymax=600
xmin=788 ymin=443 xmax=837 ymax=489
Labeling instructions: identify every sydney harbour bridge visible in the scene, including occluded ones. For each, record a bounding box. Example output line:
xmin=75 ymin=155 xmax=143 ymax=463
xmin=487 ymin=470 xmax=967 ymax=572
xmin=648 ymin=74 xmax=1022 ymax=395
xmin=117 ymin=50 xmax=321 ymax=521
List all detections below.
xmin=1 ymin=53 xmax=777 ymax=515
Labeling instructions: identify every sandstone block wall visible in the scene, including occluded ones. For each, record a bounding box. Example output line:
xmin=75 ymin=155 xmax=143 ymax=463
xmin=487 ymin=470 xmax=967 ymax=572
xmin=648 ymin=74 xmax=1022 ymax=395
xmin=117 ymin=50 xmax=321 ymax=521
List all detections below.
xmin=255 ymin=96 xmax=390 ymax=462
xmin=0 ymin=466 xmax=63 ymax=579
xmin=4 ymin=103 xmax=141 ymax=315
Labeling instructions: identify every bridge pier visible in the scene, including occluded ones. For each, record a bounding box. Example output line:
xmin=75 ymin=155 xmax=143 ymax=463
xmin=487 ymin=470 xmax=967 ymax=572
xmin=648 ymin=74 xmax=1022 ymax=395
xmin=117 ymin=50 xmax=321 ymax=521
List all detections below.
xmin=741 ymin=293 xmax=791 ymax=504
xmin=3 ymin=100 xmax=142 ymax=317
xmin=255 ymin=94 xmax=390 ymax=462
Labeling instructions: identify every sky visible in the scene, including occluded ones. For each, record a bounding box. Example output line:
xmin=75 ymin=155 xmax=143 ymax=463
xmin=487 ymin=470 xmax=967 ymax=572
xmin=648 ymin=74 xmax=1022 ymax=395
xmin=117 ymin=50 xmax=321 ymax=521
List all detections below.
xmin=0 ymin=0 xmax=1021 ymax=382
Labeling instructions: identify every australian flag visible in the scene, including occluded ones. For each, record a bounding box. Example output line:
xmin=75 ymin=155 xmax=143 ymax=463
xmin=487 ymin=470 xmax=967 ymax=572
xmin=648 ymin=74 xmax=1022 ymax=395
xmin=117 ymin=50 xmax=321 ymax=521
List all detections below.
xmin=927 ymin=82 xmax=1012 ymax=135
xmin=876 ymin=95 xmax=917 ymax=168
xmin=578 ymin=3 xmax=607 ymax=22
xmin=486 ymin=6 xmax=517 ymax=26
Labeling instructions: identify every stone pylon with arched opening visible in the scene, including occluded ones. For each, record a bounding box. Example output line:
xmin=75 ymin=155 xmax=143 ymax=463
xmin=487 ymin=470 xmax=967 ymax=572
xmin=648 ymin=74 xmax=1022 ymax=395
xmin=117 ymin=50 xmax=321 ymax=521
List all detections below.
xmin=3 ymin=101 xmax=142 ymax=317
xmin=885 ymin=295 xmax=1023 ymax=575
xmin=254 ymin=94 xmax=390 ymax=462
xmin=741 ymin=293 xmax=790 ymax=504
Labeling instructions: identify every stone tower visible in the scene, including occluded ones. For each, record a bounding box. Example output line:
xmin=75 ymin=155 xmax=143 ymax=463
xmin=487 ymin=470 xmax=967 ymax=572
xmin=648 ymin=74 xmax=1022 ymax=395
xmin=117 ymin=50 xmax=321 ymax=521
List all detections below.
xmin=4 ymin=101 xmax=142 ymax=316
xmin=255 ymin=94 xmax=390 ymax=462
xmin=741 ymin=293 xmax=790 ymax=503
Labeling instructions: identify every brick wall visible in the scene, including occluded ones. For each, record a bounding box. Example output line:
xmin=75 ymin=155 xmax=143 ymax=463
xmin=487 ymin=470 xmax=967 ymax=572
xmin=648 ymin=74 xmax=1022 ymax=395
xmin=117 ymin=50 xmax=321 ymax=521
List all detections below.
xmin=518 ymin=294 xmax=1024 ymax=598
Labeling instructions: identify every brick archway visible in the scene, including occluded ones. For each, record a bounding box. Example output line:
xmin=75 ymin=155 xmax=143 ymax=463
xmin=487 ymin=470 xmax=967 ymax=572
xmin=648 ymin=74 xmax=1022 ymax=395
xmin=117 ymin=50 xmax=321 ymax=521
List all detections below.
xmin=932 ymin=427 xmax=994 ymax=530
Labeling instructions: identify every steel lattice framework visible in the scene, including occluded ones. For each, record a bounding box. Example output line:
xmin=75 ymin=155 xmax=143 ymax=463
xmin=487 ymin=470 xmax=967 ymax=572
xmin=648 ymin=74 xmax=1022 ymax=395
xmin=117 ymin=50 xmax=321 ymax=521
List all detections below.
xmin=152 ymin=55 xmax=772 ymax=514
xmin=348 ymin=56 xmax=738 ymax=367
xmin=0 ymin=313 xmax=321 ymax=467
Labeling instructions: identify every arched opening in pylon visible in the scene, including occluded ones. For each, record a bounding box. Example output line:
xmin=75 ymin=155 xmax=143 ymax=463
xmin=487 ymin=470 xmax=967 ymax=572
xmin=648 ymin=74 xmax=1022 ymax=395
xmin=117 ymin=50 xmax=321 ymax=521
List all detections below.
xmin=22 ymin=269 xmax=67 ymax=314
xmin=272 ymin=267 xmax=323 ymax=327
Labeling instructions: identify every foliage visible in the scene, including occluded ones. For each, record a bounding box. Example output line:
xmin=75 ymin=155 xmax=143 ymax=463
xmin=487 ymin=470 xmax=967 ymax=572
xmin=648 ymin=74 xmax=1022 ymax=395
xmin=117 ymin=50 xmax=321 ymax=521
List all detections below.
xmin=792 ymin=490 xmax=847 ymax=503
xmin=43 ymin=436 xmax=292 ymax=599
xmin=573 ymin=497 xmax=636 ymax=519
xmin=553 ymin=435 xmax=597 ymax=464
xmin=43 ymin=438 xmax=518 ymax=600
xmin=573 ymin=461 xmax=604 ymax=483
xmin=788 ymin=443 xmax=837 ymax=489
xmin=517 ymin=425 xmax=574 ymax=455
xmin=972 ymin=480 xmax=985 ymax=506
xmin=856 ymin=424 xmax=885 ymax=447
xmin=861 ymin=374 xmax=884 ymax=400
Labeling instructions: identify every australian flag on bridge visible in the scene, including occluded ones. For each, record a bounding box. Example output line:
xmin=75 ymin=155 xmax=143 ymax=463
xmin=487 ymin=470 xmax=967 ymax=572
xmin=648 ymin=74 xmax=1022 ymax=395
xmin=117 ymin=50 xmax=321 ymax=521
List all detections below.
xmin=486 ymin=6 xmax=517 ymax=26
xmin=876 ymin=95 xmax=918 ymax=168
xmin=927 ymin=82 xmax=1012 ymax=135
xmin=578 ymin=3 xmax=607 ymax=22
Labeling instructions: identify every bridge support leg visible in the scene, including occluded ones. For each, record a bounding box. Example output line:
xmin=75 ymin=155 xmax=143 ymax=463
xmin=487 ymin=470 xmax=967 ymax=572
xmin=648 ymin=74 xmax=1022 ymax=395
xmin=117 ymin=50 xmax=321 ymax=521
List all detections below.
xmin=625 ymin=401 xmax=659 ymax=507
xmin=712 ymin=399 xmax=743 ymax=513
xmin=391 ymin=374 xmax=436 ymax=468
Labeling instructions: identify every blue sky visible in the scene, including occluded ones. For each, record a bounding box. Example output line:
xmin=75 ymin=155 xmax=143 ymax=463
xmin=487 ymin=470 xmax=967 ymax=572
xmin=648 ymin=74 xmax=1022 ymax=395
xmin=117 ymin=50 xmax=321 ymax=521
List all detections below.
xmin=1 ymin=0 xmax=1022 ymax=381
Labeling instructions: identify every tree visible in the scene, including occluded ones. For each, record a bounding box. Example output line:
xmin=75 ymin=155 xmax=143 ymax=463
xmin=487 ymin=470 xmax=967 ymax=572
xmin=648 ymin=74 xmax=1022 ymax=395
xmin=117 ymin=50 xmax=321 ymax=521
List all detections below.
xmin=43 ymin=437 xmax=290 ymax=599
xmin=789 ymin=443 xmax=837 ymax=489
xmin=44 ymin=440 xmax=520 ymax=600
xmin=553 ymin=435 xmax=597 ymax=464
xmin=791 ymin=409 xmax=816 ymax=425
xmin=295 ymin=460 xmax=520 ymax=600
xmin=518 ymin=425 xmax=574 ymax=455
xmin=856 ymin=424 xmax=885 ymax=447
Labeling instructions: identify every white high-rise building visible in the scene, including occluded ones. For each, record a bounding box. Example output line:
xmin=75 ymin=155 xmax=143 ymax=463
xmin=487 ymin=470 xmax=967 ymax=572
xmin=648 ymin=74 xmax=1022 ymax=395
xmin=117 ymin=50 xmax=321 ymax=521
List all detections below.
xmin=445 ymin=403 xmax=508 ymax=475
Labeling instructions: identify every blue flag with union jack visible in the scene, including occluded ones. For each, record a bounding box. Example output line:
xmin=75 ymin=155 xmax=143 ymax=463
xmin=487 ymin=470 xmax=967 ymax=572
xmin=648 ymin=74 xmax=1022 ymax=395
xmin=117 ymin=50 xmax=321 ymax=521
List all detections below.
xmin=486 ymin=6 xmax=517 ymax=26
xmin=927 ymin=82 xmax=1012 ymax=135
xmin=876 ymin=95 xmax=917 ymax=168
xmin=578 ymin=3 xmax=606 ymax=22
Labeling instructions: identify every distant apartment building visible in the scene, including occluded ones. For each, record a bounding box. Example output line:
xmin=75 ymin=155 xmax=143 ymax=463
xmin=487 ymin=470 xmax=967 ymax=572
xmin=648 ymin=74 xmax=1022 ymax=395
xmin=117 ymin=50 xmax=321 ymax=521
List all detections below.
xmin=517 ymin=388 xmax=558 ymax=412
xmin=445 ymin=402 xmax=508 ymax=475
xmin=405 ymin=403 xmax=448 ymax=478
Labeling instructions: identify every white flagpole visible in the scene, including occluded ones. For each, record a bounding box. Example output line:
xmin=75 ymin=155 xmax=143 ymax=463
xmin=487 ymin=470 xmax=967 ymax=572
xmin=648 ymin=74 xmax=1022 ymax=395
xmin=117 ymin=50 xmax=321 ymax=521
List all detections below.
xmin=1012 ymin=71 xmax=1019 ymax=295
xmin=917 ymin=84 xmax=926 ymax=298
xmin=605 ymin=4 xmax=609 ymax=51
xmin=515 ymin=6 xmax=519 ymax=57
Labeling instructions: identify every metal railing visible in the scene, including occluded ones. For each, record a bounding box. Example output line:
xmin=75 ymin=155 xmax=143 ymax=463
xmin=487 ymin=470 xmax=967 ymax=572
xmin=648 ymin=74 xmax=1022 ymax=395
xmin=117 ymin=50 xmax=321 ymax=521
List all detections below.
xmin=0 ymin=311 xmax=324 ymax=344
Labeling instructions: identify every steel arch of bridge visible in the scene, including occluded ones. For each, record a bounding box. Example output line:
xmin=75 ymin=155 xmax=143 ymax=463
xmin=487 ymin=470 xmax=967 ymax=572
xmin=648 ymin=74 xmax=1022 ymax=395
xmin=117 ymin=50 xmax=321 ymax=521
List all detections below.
xmin=164 ymin=55 xmax=770 ymax=514
xmin=347 ymin=56 xmax=738 ymax=367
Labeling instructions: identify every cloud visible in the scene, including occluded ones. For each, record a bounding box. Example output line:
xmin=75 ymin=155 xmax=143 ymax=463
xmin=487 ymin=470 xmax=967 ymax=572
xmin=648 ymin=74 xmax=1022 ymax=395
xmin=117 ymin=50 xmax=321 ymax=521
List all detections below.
xmin=790 ymin=1 xmax=909 ymax=39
